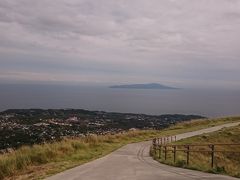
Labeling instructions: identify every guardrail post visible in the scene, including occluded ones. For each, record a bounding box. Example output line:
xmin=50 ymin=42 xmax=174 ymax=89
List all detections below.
xmin=173 ymin=146 xmax=176 ymax=163
xmin=186 ymin=145 xmax=190 ymax=165
xmin=152 ymin=138 xmax=156 ymax=155
xmin=210 ymin=144 xmax=215 ymax=168
xmin=164 ymin=146 xmax=167 ymax=160
xmin=159 ymin=145 xmax=162 ymax=159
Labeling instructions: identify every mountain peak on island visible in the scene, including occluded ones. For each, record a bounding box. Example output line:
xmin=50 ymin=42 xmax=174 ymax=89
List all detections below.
xmin=109 ymin=83 xmax=178 ymax=90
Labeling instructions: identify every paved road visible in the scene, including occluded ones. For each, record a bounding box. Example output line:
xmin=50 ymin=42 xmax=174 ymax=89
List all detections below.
xmin=47 ymin=122 xmax=240 ymax=180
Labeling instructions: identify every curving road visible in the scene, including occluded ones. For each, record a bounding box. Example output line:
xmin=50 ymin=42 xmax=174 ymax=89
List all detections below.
xmin=46 ymin=122 xmax=240 ymax=180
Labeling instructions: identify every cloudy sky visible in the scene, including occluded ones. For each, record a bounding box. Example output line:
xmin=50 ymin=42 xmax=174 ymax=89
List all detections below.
xmin=0 ymin=0 xmax=240 ymax=88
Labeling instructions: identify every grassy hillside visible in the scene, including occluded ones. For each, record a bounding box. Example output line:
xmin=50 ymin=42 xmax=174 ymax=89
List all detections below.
xmin=1 ymin=130 xmax=160 ymax=180
xmin=1 ymin=116 xmax=240 ymax=180
xmin=153 ymin=122 xmax=240 ymax=178
xmin=166 ymin=116 xmax=240 ymax=133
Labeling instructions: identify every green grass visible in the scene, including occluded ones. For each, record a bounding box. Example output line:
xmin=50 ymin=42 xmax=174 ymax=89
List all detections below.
xmin=166 ymin=116 xmax=240 ymax=133
xmin=152 ymin=120 xmax=240 ymax=178
xmin=1 ymin=116 xmax=240 ymax=180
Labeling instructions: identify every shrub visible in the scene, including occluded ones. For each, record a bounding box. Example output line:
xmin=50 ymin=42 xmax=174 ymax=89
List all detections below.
xmin=213 ymin=166 xmax=226 ymax=174
xmin=176 ymin=160 xmax=187 ymax=167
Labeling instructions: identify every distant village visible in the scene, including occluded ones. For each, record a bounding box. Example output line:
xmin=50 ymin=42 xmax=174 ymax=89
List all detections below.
xmin=0 ymin=109 xmax=203 ymax=151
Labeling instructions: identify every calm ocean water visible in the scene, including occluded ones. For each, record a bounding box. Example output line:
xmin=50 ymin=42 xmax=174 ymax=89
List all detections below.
xmin=0 ymin=84 xmax=239 ymax=118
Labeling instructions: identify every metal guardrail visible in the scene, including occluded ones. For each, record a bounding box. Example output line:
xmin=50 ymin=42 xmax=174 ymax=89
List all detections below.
xmin=152 ymin=137 xmax=240 ymax=168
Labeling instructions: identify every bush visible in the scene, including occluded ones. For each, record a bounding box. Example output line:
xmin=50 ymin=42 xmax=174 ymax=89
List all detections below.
xmin=212 ymin=166 xmax=226 ymax=174
xmin=176 ymin=160 xmax=187 ymax=167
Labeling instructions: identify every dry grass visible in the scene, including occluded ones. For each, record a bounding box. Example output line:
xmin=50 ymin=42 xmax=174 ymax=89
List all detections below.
xmin=0 ymin=130 xmax=161 ymax=180
xmin=1 ymin=116 xmax=240 ymax=180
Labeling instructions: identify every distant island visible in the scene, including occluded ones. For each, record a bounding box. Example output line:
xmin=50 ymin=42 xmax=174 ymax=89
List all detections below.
xmin=109 ymin=83 xmax=178 ymax=90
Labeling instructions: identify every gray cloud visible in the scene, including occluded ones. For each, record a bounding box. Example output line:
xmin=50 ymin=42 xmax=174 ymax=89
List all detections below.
xmin=0 ymin=0 xmax=240 ymax=88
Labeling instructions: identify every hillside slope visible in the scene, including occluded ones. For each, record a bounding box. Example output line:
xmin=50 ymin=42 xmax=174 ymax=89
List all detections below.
xmin=154 ymin=123 xmax=240 ymax=177
xmin=0 ymin=116 xmax=239 ymax=179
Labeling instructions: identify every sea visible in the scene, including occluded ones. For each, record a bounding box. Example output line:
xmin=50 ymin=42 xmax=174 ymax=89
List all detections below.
xmin=0 ymin=84 xmax=240 ymax=118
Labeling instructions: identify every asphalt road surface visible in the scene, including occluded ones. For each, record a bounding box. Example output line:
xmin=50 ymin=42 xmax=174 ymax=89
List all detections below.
xmin=47 ymin=122 xmax=240 ymax=180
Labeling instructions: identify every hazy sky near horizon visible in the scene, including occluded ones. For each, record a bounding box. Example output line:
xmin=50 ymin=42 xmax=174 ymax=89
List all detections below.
xmin=0 ymin=0 xmax=240 ymax=89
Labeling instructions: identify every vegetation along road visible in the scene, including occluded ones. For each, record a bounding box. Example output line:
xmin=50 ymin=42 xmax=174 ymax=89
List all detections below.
xmin=46 ymin=122 xmax=240 ymax=180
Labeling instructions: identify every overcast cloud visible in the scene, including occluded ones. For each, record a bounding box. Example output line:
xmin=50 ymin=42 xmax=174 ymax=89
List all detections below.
xmin=0 ymin=0 xmax=240 ymax=88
